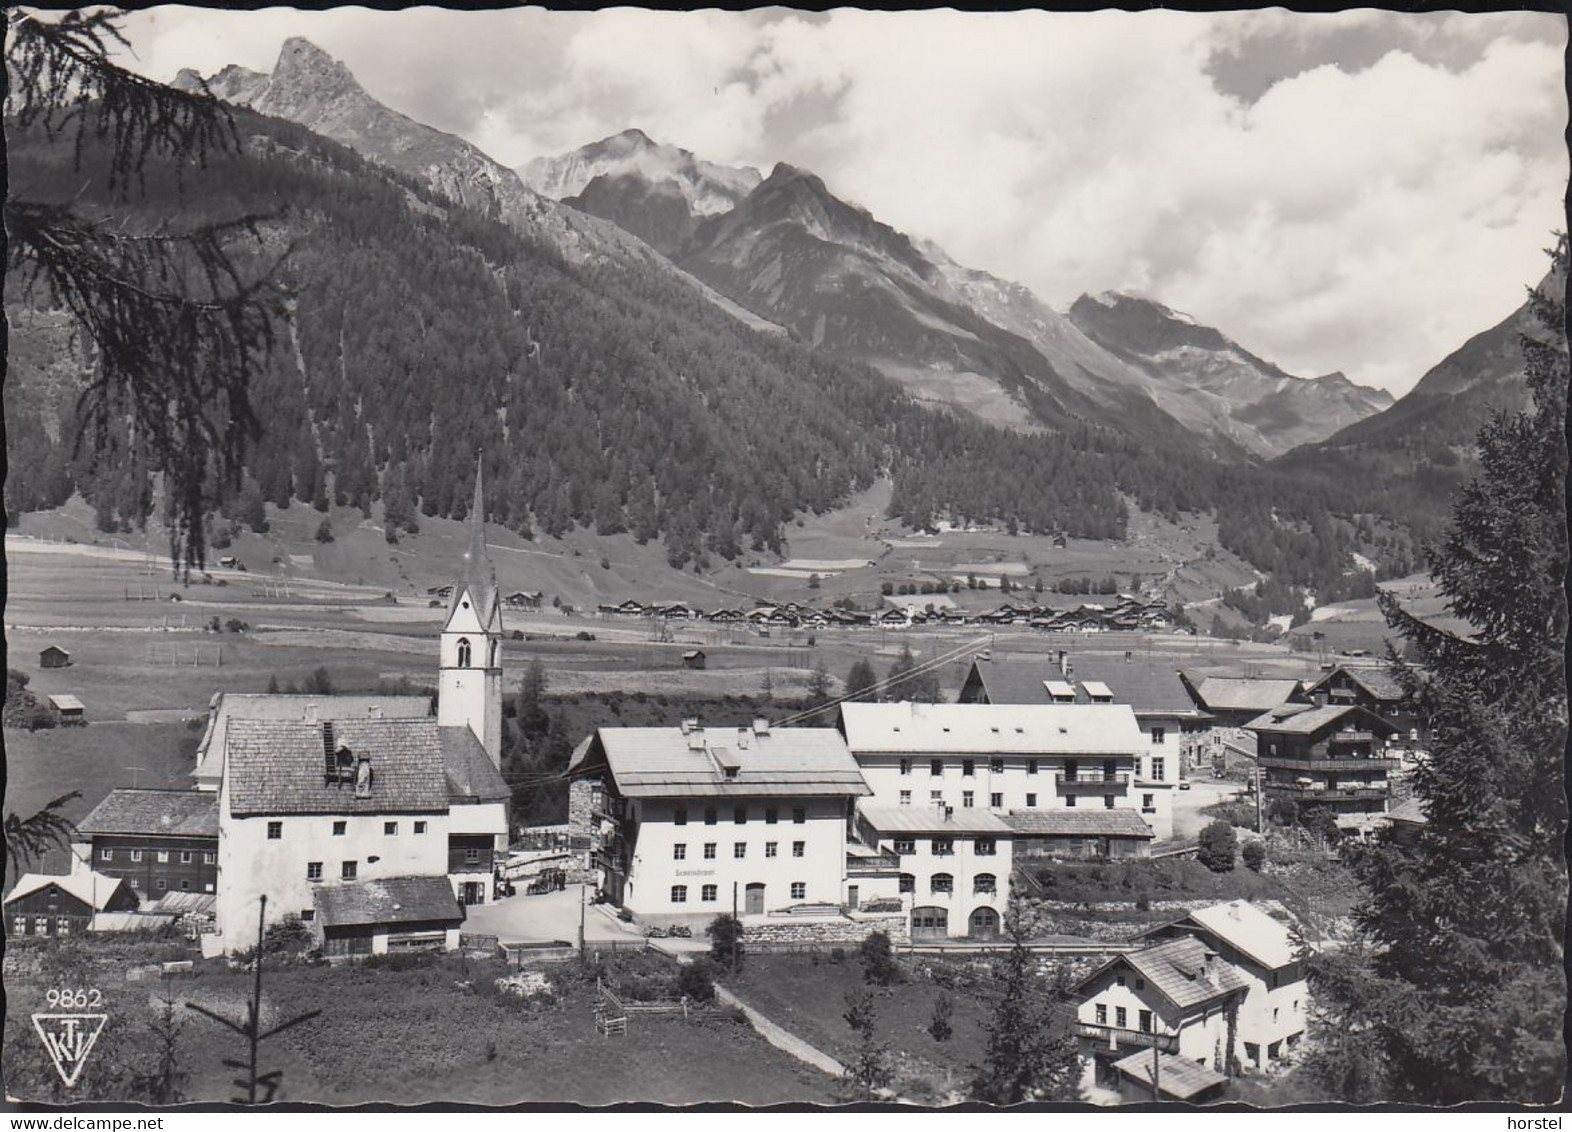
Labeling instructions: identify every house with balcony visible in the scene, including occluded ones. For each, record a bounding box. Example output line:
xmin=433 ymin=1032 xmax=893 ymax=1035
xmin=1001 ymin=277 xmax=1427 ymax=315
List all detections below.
xmin=856 ymin=805 xmax=1012 ymax=939
xmin=1299 ymin=665 xmax=1423 ymax=744
xmin=1074 ymin=935 xmax=1249 ymax=1101
xmin=1244 ymin=703 xmax=1401 ymax=831
xmin=566 ymin=720 xmax=871 ymax=919
xmin=1135 ymin=900 xmax=1310 ymax=1071
xmin=838 ymin=701 xmax=1159 ymax=854
xmin=1179 ymin=674 xmax=1304 ymax=730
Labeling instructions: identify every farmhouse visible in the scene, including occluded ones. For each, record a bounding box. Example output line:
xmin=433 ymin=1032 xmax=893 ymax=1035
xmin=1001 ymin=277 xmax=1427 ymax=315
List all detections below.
xmin=73 ymin=788 xmax=220 ymax=900
xmin=1135 ymin=899 xmax=1309 ymax=1070
xmin=5 ymin=871 xmax=137 ymax=937
xmin=567 ymin=721 xmax=870 ymax=918
xmin=1299 ymin=664 xmax=1422 ymax=742
xmin=1179 ymin=674 xmax=1304 ymax=729
xmin=1074 ymin=935 xmax=1249 ymax=1098
xmin=1244 ymin=703 xmax=1401 ymax=830
xmin=837 ymin=702 xmax=1163 ymax=851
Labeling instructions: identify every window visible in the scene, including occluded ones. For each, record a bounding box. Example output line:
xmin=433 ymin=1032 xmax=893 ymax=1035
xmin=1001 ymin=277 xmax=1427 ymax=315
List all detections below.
xmin=156 ymin=850 xmax=170 ymax=863
xmin=792 ymin=807 xmax=806 ymax=824
xmin=673 ymin=844 xmax=687 ymax=860
xmin=704 ymin=807 xmax=718 ymax=826
xmin=181 ymin=881 xmax=190 ymax=891
xmin=1026 ymin=793 xmax=1037 ymax=808
xmin=1028 ymin=759 xmax=1039 ymax=776
xmin=930 ymin=759 xmax=943 ymax=777
xmin=765 ymin=807 xmax=778 ymax=824
xmin=1152 ymin=727 xmax=1167 ymax=745
xmin=306 ymin=862 xmax=323 ymax=881
xmin=1116 ymin=1006 xmax=1128 ymax=1028
xmin=155 ymin=879 xmax=167 ymax=892
xmin=962 ymin=791 xmax=974 ymax=808
xmin=675 ymin=807 xmax=688 ymax=826
xmin=99 ymin=848 xmax=112 ymax=861
xmin=1142 ymin=794 xmax=1156 ymax=814
xmin=1095 ymin=1003 xmax=1108 ymax=1025
xmin=790 ymin=882 xmax=806 ymax=900
xmin=203 ymin=851 xmax=216 ymax=864
xmin=962 ymin=759 xmax=975 ymax=777
xmin=734 ymin=806 xmax=747 ymax=825
xmin=1136 ymin=978 xmax=1145 ymax=990
xmin=1138 ymin=1009 xmax=1153 ymax=1033
xmin=899 ymin=790 xmax=912 ymax=805
xmin=899 ymin=758 xmax=911 ymax=776
xmin=457 ymin=637 xmax=472 ymax=667
xmin=899 ymin=873 xmax=915 ymax=894
xmin=1116 ymin=974 xmax=1126 ymax=987
xmin=990 ymin=793 xmax=1003 ymax=809
xmin=267 ymin=822 xmax=282 ymax=840
xmin=929 ymin=790 xmax=944 ymax=805
xmin=1104 ymin=795 xmax=1116 ymax=809
xmin=1152 ymin=757 xmax=1166 ymax=780
xmin=131 ymin=849 xmax=144 ymax=862
xmin=384 ymin=821 xmax=398 ymax=836
xmin=332 ymin=821 xmax=346 ymax=836
xmin=180 ymin=850 xmax=193 ymax=864
xmin=1066 ymin=795 xmax=1077 ymax=808
xmin=414 ymin=821 xmax=427 ymax=835
xmin=893 ymin=839 xmax=915 ymax=856
xmin=931 ymin=873 xmax=953 ymax=894
xmin=704 ymin=843 xmax=717 ymax=860
xmin=792 ymin=841 xmax=805 ymax=858
xmin=1273 ymin=1008 xmax=1280 ymax=1023
xmin=990 ymin=758 xmax=1004 ymax=774
xmin=702 ymin=884 xmax=718 ymax=902
xmin=341 ymin=861 xmax=357 ymax=880
xmin=671 ymin=885 xmax=688 ymax=904
xmin=300 ymin=909 xmax=315 ymax=923
xmin=974 ymin=873 xmax=996 ymax=894
xmin=734 ymin=842 xmax=747 ymax=859
xmin=974 ymin=838 xmax=996 ymax=856
xmin=932 ymin=838 xmax=954 ymax=856
xmin=766 ymin=842 xmax=778 ymax=857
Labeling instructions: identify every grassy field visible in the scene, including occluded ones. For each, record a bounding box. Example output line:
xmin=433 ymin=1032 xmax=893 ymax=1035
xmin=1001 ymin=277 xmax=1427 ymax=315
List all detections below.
xmin=2 ymin=944 xmax=839 ymax=1105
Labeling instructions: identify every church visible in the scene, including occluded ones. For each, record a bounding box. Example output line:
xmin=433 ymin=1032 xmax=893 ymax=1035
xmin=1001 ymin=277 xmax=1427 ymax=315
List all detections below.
xmin=150 ymin=463 xmax=514 ymax=957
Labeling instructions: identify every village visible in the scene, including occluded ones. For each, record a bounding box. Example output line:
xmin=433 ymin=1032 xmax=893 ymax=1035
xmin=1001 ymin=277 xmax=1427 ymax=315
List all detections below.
xmin=3 ymin=468 xmax=1432 ymax=1106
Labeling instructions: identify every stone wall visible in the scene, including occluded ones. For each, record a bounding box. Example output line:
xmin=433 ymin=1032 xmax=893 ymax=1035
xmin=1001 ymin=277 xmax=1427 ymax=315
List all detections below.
xmin=746 ymin=911 xmax=910 ymax=947
xmin=567 ymin=779 xmax=598 ymax=846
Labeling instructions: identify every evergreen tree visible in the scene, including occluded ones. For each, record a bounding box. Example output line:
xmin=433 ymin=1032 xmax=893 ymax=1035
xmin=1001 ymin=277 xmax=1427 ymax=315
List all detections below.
xmin=845 ymin=658 xmax=879 ymax=703
xmin=970 ymin=908 xmax=1080 ymax=1104
xmin=515 ymin=658 xmax=550 ymax=738
xmin=885 ymin=644 xmax=919 ymax=701
xmin=1304 ymin=240 xmax=1567 ymax=1103
xmin=840 ymin=989 xmax=892 ymax=1100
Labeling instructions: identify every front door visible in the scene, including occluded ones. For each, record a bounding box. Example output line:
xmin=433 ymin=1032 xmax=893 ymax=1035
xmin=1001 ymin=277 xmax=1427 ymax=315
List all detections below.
xmin=745 ymin=883 xmax=765 ymax=914
xmin=847 ymin=885 xmax=860 ymax=910
xmin=461 ymin=881 xmax=484 ymax=906
xmin=969 ymin=906 xmax=1000 ymax=939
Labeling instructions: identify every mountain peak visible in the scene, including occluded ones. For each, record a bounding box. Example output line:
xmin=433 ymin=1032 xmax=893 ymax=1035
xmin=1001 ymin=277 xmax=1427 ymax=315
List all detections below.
xmin=272 ymin=37 xmax=363 ymax=96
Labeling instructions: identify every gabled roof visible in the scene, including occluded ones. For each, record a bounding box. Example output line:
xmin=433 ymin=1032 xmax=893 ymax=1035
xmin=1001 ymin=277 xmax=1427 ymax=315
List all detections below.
xmin=1387 ymin=796 xmax=1428 ymax=825
xmin=839 ymin=702 xmax=1145 ymax=755
xmin=1112 ymin=1050 xmax=1227 ymax=1100
xmin=1004 ymin=809 xmax=1154 ymax=838
xmin=47 ymin=694 xmax=85 ymax=711
xmin=860 ymin=805 xmax=1012 ymax=835
xmin=578 ymin=726 xmax=869 ymax=799
xmin=439 ymin=726 xmax=510 ymax=803
xmin=1183 ymin=675 xmax=1303 ymax=712
xmin=193 ymin=693 xmax=431 ymax=784
xmin=77 ymin=789 xmax=219 ymax=838
xmin=965 ymin=658 xmax=1208 ymax=716
xmin=312 ymin=876 xmax=463 ymax=928
xmin=1079 ymin=936 xmax=1249 ymax=1012
xmin=1307 ymin=665 xmax=1406 ymax=702
xmin=1143 ymin=899 xmax=1300 ymax=971
xmin=226 ymin=718 xmax=450 ymax=815
xmin=1243 ymin=703 xmax=1398 ymax=737
xmin=5 ymin=870 xmax=128 ymax=911
xmin=447 ymin=460 xmax=501 ymax=631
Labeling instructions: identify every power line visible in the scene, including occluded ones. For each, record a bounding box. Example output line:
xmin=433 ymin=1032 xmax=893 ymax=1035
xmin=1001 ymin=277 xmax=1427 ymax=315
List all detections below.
xmin=768 ymin=635 xmax=991 ymax=729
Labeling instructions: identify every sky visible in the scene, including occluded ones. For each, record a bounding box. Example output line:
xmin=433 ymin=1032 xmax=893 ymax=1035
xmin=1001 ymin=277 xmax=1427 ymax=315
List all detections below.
xmin=112 ymin=6 xmax=1567 ymax=396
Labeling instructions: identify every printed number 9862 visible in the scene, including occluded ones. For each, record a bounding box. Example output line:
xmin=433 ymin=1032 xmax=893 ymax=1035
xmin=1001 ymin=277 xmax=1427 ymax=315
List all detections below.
xmin=45 ymin=988 xmax=103 ymax=1009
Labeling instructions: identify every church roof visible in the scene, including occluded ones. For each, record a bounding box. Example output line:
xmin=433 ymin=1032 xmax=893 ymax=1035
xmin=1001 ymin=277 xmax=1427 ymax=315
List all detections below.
xmin=449 ymin=460 xmax=501 ymax=631
xmin=440 ymin=726 xmax=511 ymax=803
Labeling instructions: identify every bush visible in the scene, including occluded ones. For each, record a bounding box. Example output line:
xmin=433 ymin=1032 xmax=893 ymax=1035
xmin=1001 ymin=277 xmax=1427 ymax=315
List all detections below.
xmin=676 ymin=958 xmax=717 ymax=1003
xmin=314 ymin=518 xmax=334 ymax=544
xmin=859 ymin=930 xmax=900 ymax=986
xmin=708 ymin=914 xmax=744 ymax=972
xmin=1242 ymin=840 xmax=1267 ymax=872
xmin=1198 ymin=820 xmax=1238 ymax=873
xmin=928 ymin=990 xmax=954 ymax=1042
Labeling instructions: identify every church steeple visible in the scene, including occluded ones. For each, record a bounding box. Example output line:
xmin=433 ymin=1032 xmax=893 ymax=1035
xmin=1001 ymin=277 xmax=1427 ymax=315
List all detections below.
xmin=438 ymin=457 xmax=504 ymax=767
xmin=449 ymin=459 xmax=500 ymax=633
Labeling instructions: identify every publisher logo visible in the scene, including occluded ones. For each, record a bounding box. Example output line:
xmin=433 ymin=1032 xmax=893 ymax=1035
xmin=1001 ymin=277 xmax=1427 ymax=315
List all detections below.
xmin=31 ymin=1013 xmax=108 ymax=1087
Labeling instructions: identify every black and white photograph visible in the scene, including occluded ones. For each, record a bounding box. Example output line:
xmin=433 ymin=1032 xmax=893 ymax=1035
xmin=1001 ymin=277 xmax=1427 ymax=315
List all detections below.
xmin=3 ymin=2 xmax=1567 ymax=1114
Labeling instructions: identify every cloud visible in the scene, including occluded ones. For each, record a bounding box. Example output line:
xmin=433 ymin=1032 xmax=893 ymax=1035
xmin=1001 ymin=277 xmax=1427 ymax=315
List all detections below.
xmin=112 ymin=7 xmax=1566 ymax=395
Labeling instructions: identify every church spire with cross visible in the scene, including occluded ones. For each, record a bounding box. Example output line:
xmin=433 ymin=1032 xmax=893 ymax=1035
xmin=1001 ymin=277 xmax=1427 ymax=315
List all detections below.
xmin=437 ymin=457 xmax=504 ymax=767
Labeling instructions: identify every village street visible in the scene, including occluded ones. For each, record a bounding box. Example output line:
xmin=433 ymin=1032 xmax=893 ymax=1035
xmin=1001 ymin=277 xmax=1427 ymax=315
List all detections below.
xmin=462 ymin=884 xmax=646 ymax=945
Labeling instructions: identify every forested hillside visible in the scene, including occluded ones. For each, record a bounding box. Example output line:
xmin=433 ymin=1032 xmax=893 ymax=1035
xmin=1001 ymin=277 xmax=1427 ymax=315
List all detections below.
xmin=5 ymin=107 xmax=1427 ymax=601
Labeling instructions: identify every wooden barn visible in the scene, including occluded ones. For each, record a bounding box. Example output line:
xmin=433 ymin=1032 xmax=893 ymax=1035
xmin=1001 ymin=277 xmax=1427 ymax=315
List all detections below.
xmin=682 ymin=650 xmax=707 ymax=670
xmin=39 ymin=645 xmax=71 ymax=669
xmin=5 ymin=871 xmax=138 ymax=937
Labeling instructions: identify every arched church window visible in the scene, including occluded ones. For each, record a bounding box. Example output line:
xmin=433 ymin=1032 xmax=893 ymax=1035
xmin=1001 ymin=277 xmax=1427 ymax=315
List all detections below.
xmin=457 ymin=638 xmax=472 ymax=667
xmin=489 ymin=639 xmax=499 ymax=667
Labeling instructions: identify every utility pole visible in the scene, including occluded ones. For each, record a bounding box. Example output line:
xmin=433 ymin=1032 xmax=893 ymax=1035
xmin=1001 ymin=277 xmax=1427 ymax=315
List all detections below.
xmin=1151 ymin=1023 xmax=1162 ymax=1103
xmin=1255 ymin=764 xmax=1264 ymax=833
xmin=731 ymin=882 xmax=739 ymax=973
xmin=578 ymin=882 xmax=587 ymax=967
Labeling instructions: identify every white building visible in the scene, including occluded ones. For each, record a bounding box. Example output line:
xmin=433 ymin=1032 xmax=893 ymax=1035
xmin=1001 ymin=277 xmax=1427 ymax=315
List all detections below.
xmin=855 ymin=805 xmax=1012 ymax=940
xmin=204 ymin=464 xmax=511 ymax=956
xmin=567 ymin=721 xmax=871 ymax=919
xmin=838 ymin=701 xmax=1162 ymax=856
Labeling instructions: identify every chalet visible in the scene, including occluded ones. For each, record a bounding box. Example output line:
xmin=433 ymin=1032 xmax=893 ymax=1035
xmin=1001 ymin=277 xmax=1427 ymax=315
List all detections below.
xmin=876 ymin=608 xmax=910 ymax=627
xmin=46 ymin=694 xmax=86 ymax=725
xmin=39 ymin=645 xmax=72 ymax=669
xmin=1299 ymin=665 xmax=1421 ymax=741
xmin=763 ymin=609 xmax=800 ymax=627
xmin=73 ymin=789 xmax=220 ymax=900
xmin=6 ymin=871 xmax=137 ymax=937
xmin=977 ymin=605 xmax=1019 ymax=625
xmin=660 ymin=602 xmax=699 ymax=620
xmin=838 ymin=701 xmax=1162 ymax=851
xmin=706 ymin=609 xmax=746 ymax=623
xmin=609 ymin=600 xmax=646 ymax=616
xmin=857 ymin=805 xmax=1012 ymax=939
xmin=567 ymin=721 xmax=871 ymax=918
xmin=426 ymin=583 xmax=456 ymax=600
xmin=1134 ymin=900 xmax=1309 ymax=1071
xmin=1244 ymin=704 xmax=1400 ymax=830
xmin=504 ymin=590 xmax=543 ymax=610
xmin=1074 ymin=935 xmax=1249 ymax=1098
xmin=1179 ymin=673 xmax=1304 ymax=729
xmin=682 ymin=650 xmax=707 ymax=670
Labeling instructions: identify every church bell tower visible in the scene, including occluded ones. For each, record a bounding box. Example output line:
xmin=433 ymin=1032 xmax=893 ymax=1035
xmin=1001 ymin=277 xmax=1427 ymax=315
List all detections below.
xmin=438 ymin=461 xmax=504 ymax=767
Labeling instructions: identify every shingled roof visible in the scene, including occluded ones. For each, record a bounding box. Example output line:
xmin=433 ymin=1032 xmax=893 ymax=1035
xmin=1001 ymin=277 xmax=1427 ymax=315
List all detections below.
xmin=1243 ymin=703 xmax=1398 ymax=737
xmin=581 ymin=725 xmax=869 ymax=799
xmin=1138 ymin=899 xmax=1300 ymax=971
xmin=839 ymin=702 xmax=1146 ymax=755
xmin=965 ymin=657 xmax=1207 ymax=716
xmin=1184 ymin=676 xmax=1303 ymax=713
xmin=1307 ymin=665 xmax=1406 ymax=702
xmin=225 ymin=718 xmax=450 ymax=815
xmin=1003 ymin=809 xmax=1154 ymax=838
xmin=440 ymin=726 xmax=510 ymax=803
xmin=1112 ymin=1050 xmax=1228 ymax=1101
xmin=312 ymin=876 xmax=463 ymax=928
xmin=1117 ymin=936 xmax=1250 ymax=1011
xmin=77 ymin=789 xmax=218 ymax=838
xmin=860 ymin=805 xmax=1012 ymax=835
xmin=192 ymin=693 xmax=431 ymax=785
